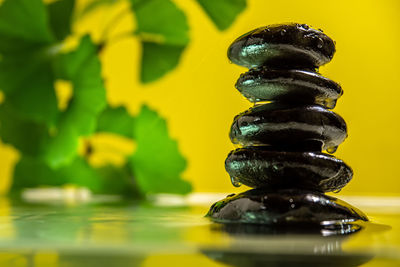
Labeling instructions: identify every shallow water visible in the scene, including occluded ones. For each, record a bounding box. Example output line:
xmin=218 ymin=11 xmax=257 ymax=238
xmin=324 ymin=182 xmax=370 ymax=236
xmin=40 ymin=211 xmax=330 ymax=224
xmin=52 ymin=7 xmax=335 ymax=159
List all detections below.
xmin=0 ymin=194 xmax=398 ymax=266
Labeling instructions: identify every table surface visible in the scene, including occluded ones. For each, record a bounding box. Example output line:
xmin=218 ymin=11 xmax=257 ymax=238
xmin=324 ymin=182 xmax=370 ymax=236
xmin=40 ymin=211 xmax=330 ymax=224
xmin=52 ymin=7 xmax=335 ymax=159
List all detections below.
xmin=0 ymin=193 xmax=399 ymax=267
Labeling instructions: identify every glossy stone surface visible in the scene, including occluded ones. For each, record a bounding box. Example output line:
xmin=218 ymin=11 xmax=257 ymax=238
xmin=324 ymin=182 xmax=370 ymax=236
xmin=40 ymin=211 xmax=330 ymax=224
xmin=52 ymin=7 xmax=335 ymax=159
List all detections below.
xmin=236 ymin=67 xmax=342 ymax=108
xmin=228 ymin=23 xmax=335 ymax=69
xmin=230 ymin=103 xmax=347 ymax=151
xmin=225 ymin=147 xmax=353 ymax=192
xmin=212 ymin=23 xmax=363 ymax=231
xmin=207 ymin=188 xmax=368 ymax=224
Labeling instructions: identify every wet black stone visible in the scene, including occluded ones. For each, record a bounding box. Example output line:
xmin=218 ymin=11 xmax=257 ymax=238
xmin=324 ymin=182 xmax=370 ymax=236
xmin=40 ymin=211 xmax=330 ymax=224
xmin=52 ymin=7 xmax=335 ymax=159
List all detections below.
xmin=207 ymin=188 xmax=368 ymax=224
xmin=208 ymin=23 xmax=365 ymax=233
xmin=228 ymin=23 xmax=335 ymax=69
xmin=230 ymin=103 xmax=347 ymax=151
xmin=225 ymin=147 xmax=353 ymax=192
xmin=236 ymin=67 xmax=342 ymax=109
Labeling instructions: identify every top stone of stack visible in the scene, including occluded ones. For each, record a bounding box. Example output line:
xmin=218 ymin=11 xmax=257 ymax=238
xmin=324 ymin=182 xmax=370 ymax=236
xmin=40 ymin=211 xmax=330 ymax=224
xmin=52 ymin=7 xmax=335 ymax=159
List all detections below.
xmin=227 ymin=23 xmax=336 ymax=69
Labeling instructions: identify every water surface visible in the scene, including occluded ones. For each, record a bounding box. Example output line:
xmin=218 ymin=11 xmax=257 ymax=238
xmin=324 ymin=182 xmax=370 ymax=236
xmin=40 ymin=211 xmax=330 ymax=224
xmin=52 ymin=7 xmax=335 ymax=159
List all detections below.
xmin=0 ymin=195 xmax=398 ymax=266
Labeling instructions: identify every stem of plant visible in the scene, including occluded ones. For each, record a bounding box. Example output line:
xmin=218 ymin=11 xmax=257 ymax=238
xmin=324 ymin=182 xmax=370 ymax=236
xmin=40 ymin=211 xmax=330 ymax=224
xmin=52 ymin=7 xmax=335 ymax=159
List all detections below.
xmin=99 ymin=7 xmax=131 ymax=44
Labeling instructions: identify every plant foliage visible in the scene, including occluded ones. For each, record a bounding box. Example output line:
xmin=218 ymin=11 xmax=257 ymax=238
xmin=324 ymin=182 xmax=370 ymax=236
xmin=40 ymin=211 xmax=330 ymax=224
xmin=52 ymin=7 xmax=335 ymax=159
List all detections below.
xmin=0 ymin=0 xmax=246 ymax=197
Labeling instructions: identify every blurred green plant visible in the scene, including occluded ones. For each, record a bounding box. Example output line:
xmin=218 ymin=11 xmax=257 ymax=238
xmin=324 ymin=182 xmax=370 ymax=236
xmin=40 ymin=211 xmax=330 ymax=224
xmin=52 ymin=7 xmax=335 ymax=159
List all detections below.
xmin=0 ymin=0 xmax=246 ymax=197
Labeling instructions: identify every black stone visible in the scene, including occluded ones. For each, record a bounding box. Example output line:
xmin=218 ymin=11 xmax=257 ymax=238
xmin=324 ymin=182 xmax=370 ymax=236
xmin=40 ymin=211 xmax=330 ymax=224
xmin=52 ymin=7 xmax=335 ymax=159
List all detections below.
xmin=228 ymin=23 xmax=335 ymax=69
xmin=207 ymin=188 xmax=368 ymax=224
xmin=236 ymin=67 xmax=342 ymax=109
xmin=207 ymin=23 xmax=364 ymax=233
xmin=225 ymin=147 xmax=353 ymax=192
xmin=230 ymin=103 xmax=347 ymax=151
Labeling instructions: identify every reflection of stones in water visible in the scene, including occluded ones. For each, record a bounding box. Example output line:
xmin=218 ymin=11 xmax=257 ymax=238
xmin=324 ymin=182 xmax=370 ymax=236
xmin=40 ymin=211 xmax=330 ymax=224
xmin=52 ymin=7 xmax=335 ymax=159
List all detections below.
xmin=202 ymin=248 xmax=373 ymax=267
xmin=211 ymin=221 xmax=362 ymax=237
xmin=202 ymin=224 xmax=373 ymax=267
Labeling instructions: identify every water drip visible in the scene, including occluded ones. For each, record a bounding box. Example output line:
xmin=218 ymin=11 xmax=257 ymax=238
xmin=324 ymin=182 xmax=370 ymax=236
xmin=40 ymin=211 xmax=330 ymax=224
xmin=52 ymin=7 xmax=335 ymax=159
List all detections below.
xmin=327 ymin=146 xmax=338 ymax=154
xmin=230 ymin=176 xmax=242 ymax=187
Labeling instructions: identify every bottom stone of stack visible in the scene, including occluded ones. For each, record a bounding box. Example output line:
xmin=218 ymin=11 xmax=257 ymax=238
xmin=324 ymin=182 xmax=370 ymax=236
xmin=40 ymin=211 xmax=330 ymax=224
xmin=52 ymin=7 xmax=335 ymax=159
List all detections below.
xmin=207 ymin=188 xmax=368 ymax=228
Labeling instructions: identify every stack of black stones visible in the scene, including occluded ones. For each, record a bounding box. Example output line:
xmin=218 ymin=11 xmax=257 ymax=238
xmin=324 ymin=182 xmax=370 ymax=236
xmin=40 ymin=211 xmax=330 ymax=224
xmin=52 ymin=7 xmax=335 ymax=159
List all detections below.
xmin=207 ymin=23 xmax=368 ymax=232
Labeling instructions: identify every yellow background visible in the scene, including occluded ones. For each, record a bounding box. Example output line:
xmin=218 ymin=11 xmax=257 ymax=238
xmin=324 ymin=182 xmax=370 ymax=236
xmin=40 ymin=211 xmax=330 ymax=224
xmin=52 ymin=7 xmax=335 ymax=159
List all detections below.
xmin=1 ymin=0 xmax=400 ymax=196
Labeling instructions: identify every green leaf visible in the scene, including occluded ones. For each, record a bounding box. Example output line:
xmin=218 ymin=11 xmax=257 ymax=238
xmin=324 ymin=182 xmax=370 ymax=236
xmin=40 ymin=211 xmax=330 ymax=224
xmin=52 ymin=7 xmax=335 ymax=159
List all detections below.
xmin=0 ymin=0 xmax=54 ymax=51
xmin=12 ymin=156 xmax=68 ymax=190
xmin=43 ymin=35 xmax=107 ymax=167
xmin=5 ymin=62 xmax=59 ymax=124
xmin=132 ymin=0 xmax=189 ymax=45
xmin=75 ymin=0 xmax=117 ymax=20
xmin=0 ymin=104 xmax=48 ymax=156
xmin=47 ymin=0 xmax=76 ymax=41
xmin=0 ymin=48 xmax=44 ymax=94
xmin=96 ymin=105 xmax=135 ymax=138
xmin=63 ymin=160 xmax=140 ymax=195
xmin=41 ymin=125 xmax=78 ymax=168
xmin=59 ymin=35 xmax=107 ymax=136
xmin=12 ymin=156 xmax=140 ymax=195
xmin=196 ymin=0 xmax=246 ymax=31
xmin=130 ymin=105 xmax=191 ymax=195
xmin=130 ymin=0 xmax=189 ymax=83
xmin=140 ymin=42 xmax=185 ymax=83
xmin=12 ymin=156 xmax=100 ymax=192
xmin=0 ymin=2 xmax=104 ymax=167
xmin=58 ymin=157 xmax=104 ymax=193
xmin=94 ymin=164 xmax=141 ymax=196
xmin=0 ymin=0 xmax=58 ymax=124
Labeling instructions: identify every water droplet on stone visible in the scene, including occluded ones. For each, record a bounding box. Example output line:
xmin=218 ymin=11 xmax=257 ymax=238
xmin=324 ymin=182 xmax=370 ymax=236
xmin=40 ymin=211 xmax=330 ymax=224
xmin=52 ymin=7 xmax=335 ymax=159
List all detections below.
xmin=327 ymin=146 xmax=338 ymax=154
xmin=230 ymin=176 xmax=242 ymax=187
xmin=280 ymin=29 xmax=287 ymax=36
xmin=323 ymin=98 xmax=336 ymax=109
xmin=317 ymin=38 xmax=324 ymax=48
xmin=272 ymin=163 xmax=283 ymax=172
xmin=291 ymin=204 xmax=296 ymax=209
xmin=233 ymin=143 xmax=242 ymax=149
